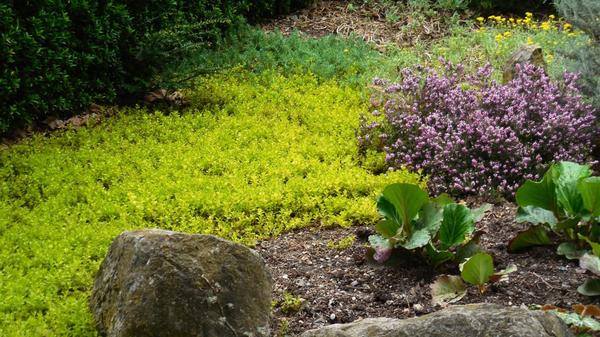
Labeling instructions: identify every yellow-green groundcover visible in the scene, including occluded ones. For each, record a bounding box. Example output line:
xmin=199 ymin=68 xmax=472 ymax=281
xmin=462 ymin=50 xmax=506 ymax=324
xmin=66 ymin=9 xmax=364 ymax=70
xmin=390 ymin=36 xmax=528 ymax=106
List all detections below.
xmin=0 ymin=71 xmax=422 ymax=336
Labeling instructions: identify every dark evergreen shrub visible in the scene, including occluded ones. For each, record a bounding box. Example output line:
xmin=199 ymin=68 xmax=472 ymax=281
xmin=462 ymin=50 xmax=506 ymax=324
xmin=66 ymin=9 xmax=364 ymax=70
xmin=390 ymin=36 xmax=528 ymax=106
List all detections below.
xmin=0 ymin=0 xmax=312 ymax=134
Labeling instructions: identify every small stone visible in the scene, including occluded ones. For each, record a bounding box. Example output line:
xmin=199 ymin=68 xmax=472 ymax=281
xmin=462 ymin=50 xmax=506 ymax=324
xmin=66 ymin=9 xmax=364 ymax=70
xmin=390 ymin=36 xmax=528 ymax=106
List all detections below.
xmin=329 ymin=313 xmax=336 ymax=321
xmin=503 ymin=44 xmax=546 ymax=83
xmin=350 ymin=280 xmax=359 ymax=287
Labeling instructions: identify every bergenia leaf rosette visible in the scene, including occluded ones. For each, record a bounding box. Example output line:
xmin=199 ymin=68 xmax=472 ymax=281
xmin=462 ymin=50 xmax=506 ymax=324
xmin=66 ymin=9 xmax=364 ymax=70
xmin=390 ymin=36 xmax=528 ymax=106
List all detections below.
xmin=509 ymin=161 xmax=600 ymax=296
xmin=368 ymin=183 xmax=491 ymax=266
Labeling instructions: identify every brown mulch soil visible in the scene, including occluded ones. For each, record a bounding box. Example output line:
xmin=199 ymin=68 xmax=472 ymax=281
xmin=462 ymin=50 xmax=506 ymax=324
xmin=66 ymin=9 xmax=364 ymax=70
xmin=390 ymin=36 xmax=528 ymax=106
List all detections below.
xmin=256 ymin=201 xmax=597 ymax=336
xmin=261 ymin=0 xmax=457 ymax=47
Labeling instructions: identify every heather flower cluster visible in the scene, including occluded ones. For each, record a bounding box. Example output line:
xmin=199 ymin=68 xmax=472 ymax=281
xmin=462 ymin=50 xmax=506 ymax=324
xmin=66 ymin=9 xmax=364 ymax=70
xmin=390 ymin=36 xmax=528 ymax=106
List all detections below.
xmin=359 ymin=60 xmax=597 ymax=196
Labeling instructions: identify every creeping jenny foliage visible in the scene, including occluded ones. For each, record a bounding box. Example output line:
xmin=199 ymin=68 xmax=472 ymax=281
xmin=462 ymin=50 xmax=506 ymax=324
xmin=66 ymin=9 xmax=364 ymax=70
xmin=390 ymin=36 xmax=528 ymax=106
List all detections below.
xmin=0 ymin=71 xmax=421 ymax=336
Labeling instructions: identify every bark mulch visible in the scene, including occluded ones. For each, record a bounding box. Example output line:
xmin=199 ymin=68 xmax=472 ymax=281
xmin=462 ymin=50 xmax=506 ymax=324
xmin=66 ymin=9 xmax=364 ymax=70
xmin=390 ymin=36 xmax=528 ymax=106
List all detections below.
xmin=261 ymin=0 xmax=455 ymax=47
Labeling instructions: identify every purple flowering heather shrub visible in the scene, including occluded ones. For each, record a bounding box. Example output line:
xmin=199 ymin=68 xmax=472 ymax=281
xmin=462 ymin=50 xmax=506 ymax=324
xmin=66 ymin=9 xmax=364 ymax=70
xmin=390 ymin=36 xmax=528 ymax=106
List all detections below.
xmin=359 ymin=60 xmax=597 ymax=196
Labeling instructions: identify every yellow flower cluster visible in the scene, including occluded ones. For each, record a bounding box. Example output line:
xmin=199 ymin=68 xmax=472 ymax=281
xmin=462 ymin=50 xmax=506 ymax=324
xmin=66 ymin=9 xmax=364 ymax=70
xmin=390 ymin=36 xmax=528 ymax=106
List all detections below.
xmin=476 ymin=12 xmax=576 ymax=36
xmin=495 ymin=31 xmax=512 ymax=43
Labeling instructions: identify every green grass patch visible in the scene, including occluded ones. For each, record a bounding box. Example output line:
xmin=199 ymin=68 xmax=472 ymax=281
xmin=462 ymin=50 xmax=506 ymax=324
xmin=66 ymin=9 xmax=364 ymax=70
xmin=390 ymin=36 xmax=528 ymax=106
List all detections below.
xmin=0 ymin=70 xmax=422 ymax=336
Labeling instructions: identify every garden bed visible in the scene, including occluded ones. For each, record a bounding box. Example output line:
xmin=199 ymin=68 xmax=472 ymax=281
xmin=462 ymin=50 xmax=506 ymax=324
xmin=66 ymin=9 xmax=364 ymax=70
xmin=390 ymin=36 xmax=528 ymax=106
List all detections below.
xmin=257 ymin=200 xmax=594 ymax=336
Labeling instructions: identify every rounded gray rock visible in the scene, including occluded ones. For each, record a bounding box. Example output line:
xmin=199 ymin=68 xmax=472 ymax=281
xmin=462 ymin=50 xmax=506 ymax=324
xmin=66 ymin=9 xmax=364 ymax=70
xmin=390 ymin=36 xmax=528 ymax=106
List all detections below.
xmin=301 ymin=303 xmax=574 ymax=337
xmin=90 ymin=229 xmax=272 ymax=337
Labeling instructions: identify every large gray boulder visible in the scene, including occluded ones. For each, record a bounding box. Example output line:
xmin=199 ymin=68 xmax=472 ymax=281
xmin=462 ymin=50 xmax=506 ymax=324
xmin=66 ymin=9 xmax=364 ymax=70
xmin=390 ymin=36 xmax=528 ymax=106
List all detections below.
xmin=301 ymin=303 xmax=573 ymax=337
xmin=90 ymin=229 xmax=272 ymax=337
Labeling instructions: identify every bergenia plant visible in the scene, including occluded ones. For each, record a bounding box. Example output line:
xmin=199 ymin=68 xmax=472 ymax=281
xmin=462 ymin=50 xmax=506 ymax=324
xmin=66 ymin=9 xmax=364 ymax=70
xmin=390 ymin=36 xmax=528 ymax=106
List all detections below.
xmin=431 ymin=252 xmax=517 ymax=306
xmin=369 ymin=183 xmax=491 ymax=266
xmin=509 ymin=161 xmax=600 ymax=296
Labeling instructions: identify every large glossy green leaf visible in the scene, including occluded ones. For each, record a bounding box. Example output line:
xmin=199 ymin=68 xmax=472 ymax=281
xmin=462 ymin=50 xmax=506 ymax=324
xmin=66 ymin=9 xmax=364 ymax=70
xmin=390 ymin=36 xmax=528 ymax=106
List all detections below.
xmin=431 ymin=275 xmax=467 ymax=306
xmin=379 ymin=183 xmax=429 ymax=232
xmin=552 ymin=161 xmax=591 ymax=216
xmin=417 ymin=201 xmax=444 ymax=235
xmin=578 ymin=279 xmax=600 ymax=297
xmin=579 ymin=177 xmax=600 ymax=217
xmin=438 ymin=204 xmax=474 ymax=250
xmin=507 ymin=226 xmax=552 ymax=252
xmin=516 ymin=206 xmax=558 ymax=226
xmin=398 ymin=228 xmax=431 ymax=250
xmin=461 ymin=252 xmax=494 ymax=286
xmin=515 ymin=168 xmax=557 ymax=213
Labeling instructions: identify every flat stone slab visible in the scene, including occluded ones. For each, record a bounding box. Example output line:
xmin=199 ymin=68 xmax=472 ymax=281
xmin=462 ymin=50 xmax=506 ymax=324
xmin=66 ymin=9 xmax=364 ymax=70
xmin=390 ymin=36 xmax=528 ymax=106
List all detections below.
xmin=301 ymin=303 xmax=573 ymax=337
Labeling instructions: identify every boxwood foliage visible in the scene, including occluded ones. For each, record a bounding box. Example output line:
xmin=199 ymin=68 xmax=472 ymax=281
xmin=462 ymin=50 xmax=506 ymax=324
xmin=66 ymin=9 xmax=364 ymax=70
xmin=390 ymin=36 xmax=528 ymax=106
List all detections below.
xmin=0 ymin=0 xmax=313 ymax=134
xmin=0 ymin=71 xmax=422 ymax=335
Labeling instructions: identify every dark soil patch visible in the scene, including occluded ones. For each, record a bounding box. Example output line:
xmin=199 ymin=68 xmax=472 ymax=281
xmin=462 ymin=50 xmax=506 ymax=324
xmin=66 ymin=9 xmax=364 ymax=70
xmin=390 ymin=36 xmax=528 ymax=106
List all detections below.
xmin=256 ymin=201 xmax=596 ymax=336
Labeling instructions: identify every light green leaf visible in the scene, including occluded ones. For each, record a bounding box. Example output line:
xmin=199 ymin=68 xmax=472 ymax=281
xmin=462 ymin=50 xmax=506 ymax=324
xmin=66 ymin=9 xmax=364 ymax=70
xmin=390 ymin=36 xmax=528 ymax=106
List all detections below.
xmin=508 ymin=226 xmax=552 ymax=253
xmin=375 ymin=219 xmax=400 ymax=239
xmin=379 ymin=183 xmax=429 ymax=234
xmin=497 ymin=263 xmax=517 ymax=275
xmin=438 ymin=204 xmax=475 ymax=250
xmin=516 ymin=206 xmax=558 ymax=226
xmin=552 ymin=161 xmax=591 ymax=216
xmin=398 ymin=228 xmax=431 ymax=250
xmin=368 ymin=234 xmax=392 ymax=250
xmin=578 ymin=177 xmax=600 ymax=217
xmin=515 ymin=168 xmax=557 ymax=213
xmin=368 ymin=235 xmax=393 ymax=263
xmin=431 ymin=275 xmax=467 ymax=306
xmin=580 ymin=253 xmax=600 ymax=275
xmin=471 ymin=203 xmax=492 ymax=222
xmin=557 ymin=242 xmax=586 ymax=260
xmin=455 ymin=231 xmax=484 ymax=263
xmin=578 ymin=234 xmax=600 ymax=257
xmin=432 ymin=193 xmax=454 ymax=206
xmin=489 ymin=263 xmax=517 ymax=283
xmin=554 ymin=218 xmax=579 ymax=232
xmin=553 ymin=310 xmax=600 ymax=329
xmin=577 ymin=279 xmax=600 ymax=297
xmin=461 ymin=252 xmax=495 ymax=286
xmin=425 ymin=243 xmax=455 ymax=267
xmin=377 ymin=195 xmax=402 ymax=229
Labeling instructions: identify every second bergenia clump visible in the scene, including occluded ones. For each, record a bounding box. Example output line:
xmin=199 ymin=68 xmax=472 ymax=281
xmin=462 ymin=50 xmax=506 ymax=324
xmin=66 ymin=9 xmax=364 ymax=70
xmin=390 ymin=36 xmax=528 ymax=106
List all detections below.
xmin=359 ymin=60 xmax=597 ymax=197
